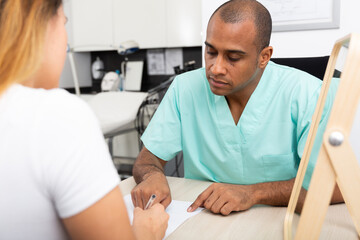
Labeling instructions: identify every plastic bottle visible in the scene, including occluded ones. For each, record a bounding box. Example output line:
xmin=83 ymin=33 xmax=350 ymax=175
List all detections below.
xmin=91 ymin=56 xmax=104 ymax=80
xmin=116 ymin=69 xmax=123 ymax=91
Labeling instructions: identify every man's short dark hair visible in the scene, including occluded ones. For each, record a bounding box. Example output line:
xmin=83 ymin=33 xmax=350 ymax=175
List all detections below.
xmin=210 ymin=0 xmax=272 ymax=52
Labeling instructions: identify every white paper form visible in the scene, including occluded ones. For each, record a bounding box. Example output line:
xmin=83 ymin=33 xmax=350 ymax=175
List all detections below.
xmin=146 ymin=49 xmax=166 ymax=75
xmin=123 ymin=194 xmax=203 ymax=239
xmin=165 ymin=48 xmax=183 ymax=75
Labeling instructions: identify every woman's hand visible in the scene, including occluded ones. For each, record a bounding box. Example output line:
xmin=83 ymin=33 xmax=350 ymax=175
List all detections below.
xmin=132 ymin=203 xmax=169 ymax=240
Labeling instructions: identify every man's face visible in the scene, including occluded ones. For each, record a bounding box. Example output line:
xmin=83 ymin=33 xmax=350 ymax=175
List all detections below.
xmin=205 ymin=15 xmax=261 ymax=96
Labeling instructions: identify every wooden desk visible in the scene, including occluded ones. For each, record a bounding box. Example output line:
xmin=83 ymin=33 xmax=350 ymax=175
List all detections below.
xmin=119 ymin=177 xmax=358 ymax=239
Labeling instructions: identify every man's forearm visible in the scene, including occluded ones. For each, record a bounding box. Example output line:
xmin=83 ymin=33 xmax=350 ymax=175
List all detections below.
xmin=253 ymin=178 xmax=296 ymax=207
xmin=132 ymin=147 xmax=166 ymax=184
xmin=253 ymin=178 xmax=312 ymax=213
xmin=131 ymin=147 xmax=172 ymax=209
xmin=252 ymin=178 xmax=344 ymax=213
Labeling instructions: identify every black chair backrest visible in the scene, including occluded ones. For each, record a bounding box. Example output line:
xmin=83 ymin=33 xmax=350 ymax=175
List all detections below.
xmin=271 ymin=56 xmax=330 ymax=80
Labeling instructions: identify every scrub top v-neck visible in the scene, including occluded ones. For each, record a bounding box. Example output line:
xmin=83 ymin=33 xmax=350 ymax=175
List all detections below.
xmin=141 ymin=62 xmax=333 ymax=188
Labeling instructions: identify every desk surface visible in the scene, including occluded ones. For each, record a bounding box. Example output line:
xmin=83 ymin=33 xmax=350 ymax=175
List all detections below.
xmin=120 ymin=177 xmax=358 ymax=240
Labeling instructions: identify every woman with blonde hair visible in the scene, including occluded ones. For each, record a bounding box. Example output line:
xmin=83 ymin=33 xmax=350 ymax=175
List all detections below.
xmin=0 ymin=0 xmax=168 ymax=239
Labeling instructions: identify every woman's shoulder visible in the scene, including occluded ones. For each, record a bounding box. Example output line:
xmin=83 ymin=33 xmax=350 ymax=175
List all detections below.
xmin=10 ymin=84 xmax=83 ymax=104
xmin=12 ymin=85 xmax=97 ymax=128
xmin=37 ymin=87 xmax=88 ymax=111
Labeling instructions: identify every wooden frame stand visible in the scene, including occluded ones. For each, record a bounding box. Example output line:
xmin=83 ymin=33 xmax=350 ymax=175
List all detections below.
xmin=284 ymin=34 xmax=360 ymax=239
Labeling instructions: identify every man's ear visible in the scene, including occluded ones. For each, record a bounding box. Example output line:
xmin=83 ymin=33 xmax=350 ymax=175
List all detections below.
xmin=258 ymin=46 xmax=273 ymax=69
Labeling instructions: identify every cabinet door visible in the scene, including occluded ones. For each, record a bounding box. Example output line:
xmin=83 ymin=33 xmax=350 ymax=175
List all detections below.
xmin=166 ymin=0 xmax=202 ymax=47
xmin=70 ymin=0 xmax=114 ymax=51
xmin=113 ymin=0 xmax=167 ymax=49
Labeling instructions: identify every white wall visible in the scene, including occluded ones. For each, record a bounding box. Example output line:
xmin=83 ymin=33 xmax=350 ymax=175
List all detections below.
xmin=202 ymin=0 xmax=360 ymax=58
xmin=59 ymin=53 xmax=92 ymax=89
xmin=350 ymin=103 xmax=360 ymax=165
xmin=59 ymin=0 xmax=92 ymax=89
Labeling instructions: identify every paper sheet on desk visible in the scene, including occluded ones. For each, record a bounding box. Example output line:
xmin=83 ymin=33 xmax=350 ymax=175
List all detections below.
xmin=124 ymin=194 xmax=203 ymax=239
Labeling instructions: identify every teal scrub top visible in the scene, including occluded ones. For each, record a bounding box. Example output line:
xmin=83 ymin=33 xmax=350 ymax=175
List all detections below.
xmin=141 ymin=61 xmax=336 ymax=189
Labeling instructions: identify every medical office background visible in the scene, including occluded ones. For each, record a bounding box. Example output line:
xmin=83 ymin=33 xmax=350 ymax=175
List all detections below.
xmin=59 ymin=0 xmax=360 ymax=176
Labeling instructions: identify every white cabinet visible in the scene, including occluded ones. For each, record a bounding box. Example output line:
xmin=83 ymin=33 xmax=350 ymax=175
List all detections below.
xmin=68 ymin=0 xmax=114 ymax=51
xmin=113 ymin=0 xmax=167 ymax=49
xmin=67 ymin=0 xmax=202 ymax=51
xmin=166 ymin=0 xmax=202 ymax=47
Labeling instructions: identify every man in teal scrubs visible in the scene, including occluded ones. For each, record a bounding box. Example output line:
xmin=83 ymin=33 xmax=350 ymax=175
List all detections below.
xmin=131 ymin=0 xmax=343 ymax=215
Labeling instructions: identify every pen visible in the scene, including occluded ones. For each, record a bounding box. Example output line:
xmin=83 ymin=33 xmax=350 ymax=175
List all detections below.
xmin=144 ymin=194 xmax=156 ymax=210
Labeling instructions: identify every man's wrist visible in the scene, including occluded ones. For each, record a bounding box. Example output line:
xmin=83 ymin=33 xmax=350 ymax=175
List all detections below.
xmin=143 ymin=169 xmax=166 ymax=182
xmin=249 ymin=179 xmax=295 ymax=206
xmin=249 ymin=183 xmax=267 ymax=205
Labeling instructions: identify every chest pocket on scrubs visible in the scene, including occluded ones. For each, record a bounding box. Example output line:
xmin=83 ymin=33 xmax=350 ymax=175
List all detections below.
xmin=262 ymin=153 xmax=297 ymax=181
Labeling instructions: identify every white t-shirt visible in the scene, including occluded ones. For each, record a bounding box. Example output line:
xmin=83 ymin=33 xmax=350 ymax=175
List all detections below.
xmin=0 ymin=84 xmax=120 ymax=239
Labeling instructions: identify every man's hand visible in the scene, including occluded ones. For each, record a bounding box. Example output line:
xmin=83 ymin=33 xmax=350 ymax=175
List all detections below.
xmin=132 ymin=147 xmax=172 ymax=209
xmin=187 ymin=183 xmax=257 ymax=215
xmin=188 ymin=179 xmax=344 ymax=215
xmin=131 ymin=171 xmax=172 ymax=209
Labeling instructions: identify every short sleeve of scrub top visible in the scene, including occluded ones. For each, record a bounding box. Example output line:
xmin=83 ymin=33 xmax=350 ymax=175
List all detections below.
xmin=141 ymin=79 xmax=182 ymax=161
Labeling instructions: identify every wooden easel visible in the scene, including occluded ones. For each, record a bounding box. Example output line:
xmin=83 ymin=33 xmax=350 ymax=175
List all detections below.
xmin=284 ymin=33 xmax=360 ymax=240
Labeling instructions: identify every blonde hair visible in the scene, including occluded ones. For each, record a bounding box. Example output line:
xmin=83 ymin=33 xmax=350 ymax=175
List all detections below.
xmin=0 ymin=0 xmax=62 ymax=95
